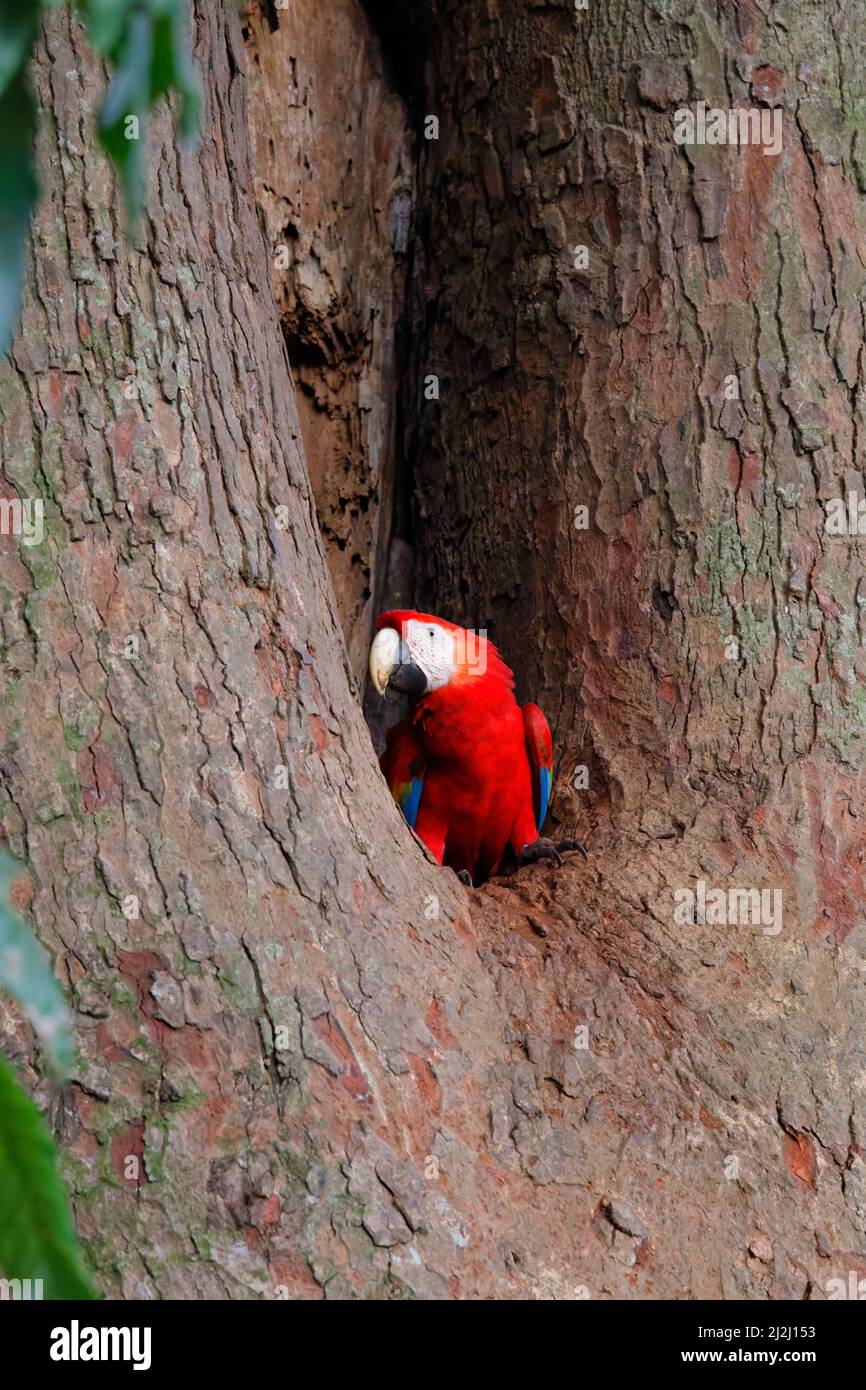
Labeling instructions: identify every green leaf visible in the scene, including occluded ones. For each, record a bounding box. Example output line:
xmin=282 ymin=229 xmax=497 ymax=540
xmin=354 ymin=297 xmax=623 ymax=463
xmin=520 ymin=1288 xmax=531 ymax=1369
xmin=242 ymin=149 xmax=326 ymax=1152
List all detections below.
xmin=0 ymin=1053 xmax=95 ymax=1298
xmin=0 ymin=1 xmax=200 ymax=347
xmin=0 ymin=1 xmax=40 ymax=100
xmin=76 ymin=0 xmax=133 ymax=53
xmin=0 ymin=852 xmax=74 ymax=1076
xmin=149 ymin=1 xmax=200 ymax=140
xmin=92 ymin=0 xmax=200 ymax=223
xmin=97 ymin=6 xmax=153 ymax=220
xmin=0 ymin=69 xmax=38 ymax=368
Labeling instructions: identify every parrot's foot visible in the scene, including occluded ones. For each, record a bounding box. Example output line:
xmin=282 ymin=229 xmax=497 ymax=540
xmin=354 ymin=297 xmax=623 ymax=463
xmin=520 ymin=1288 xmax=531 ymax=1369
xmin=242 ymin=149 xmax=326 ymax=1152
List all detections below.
xmin=456 ymin=868 xmax=474 ymax=888
xmin=517 ymin=836 xmax=564 ymax=868
xmin=556 ymin=838 xmax=588 ymax=858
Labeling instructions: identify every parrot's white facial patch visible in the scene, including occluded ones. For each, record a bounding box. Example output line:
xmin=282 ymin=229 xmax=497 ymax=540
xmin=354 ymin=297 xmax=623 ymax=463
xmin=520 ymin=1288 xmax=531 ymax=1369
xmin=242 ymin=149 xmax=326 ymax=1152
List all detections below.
xmin=402 ymin=619 xmax=456 ymax=691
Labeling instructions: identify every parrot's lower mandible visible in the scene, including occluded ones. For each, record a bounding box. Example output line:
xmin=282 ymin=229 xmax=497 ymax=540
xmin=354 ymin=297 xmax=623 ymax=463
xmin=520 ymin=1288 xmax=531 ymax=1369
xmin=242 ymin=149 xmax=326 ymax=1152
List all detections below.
xmin=369 ymin=610 xmax=586 ymax=886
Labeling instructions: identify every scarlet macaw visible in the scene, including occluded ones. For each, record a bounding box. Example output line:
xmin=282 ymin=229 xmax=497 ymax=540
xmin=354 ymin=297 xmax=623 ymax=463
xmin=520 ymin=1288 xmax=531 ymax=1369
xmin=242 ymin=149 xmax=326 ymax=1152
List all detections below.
xmin=369 ymin=610 xmax=585 ymax=885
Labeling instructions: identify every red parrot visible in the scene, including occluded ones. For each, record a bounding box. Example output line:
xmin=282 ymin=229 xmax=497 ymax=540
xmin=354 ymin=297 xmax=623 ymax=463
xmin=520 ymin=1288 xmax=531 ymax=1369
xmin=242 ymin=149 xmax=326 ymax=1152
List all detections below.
xmin=369 ymin=610 xmax=585 ymax=885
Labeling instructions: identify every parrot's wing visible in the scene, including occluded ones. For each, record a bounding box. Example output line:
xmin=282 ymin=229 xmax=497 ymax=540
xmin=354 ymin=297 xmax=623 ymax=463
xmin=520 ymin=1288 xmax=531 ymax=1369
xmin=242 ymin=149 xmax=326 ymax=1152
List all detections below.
xmin=380 ymin=718 xmax=426 ymax=829
xmin=522 ymin=702 xmax=553 ymax=834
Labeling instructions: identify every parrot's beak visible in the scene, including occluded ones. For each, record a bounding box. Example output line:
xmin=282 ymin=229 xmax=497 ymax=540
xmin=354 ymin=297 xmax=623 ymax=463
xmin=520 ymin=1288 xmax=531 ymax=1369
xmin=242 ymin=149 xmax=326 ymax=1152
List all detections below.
xmin=369 ymin=627 xmax=429 ymax=697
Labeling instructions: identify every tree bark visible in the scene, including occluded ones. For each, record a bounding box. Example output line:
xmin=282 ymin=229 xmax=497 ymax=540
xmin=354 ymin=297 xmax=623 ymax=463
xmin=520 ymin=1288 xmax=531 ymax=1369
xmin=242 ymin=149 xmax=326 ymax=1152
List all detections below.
xmin=407 ymin=0 xmax=866 ymax=891
xmin=1 ymin=0 xmax=865 ymax=1302
xmin=0 ymin=1 xmax=469 ymax=1299
xmin=397 ymin=0 xmax=866 ymax=1296
xmin=243 ymin=0 xmax=415 ymax=689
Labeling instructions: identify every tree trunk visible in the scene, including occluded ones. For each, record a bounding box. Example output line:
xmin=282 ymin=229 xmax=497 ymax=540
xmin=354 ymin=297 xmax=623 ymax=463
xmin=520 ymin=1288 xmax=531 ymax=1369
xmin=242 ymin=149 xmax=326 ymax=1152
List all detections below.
xmin=0 ymin=1 xmax=469 ymax=1300
xmin=1 ymin=0 xmax=865 ymax=1301
xmin=406 ymin=0 xmax=866 ymax=889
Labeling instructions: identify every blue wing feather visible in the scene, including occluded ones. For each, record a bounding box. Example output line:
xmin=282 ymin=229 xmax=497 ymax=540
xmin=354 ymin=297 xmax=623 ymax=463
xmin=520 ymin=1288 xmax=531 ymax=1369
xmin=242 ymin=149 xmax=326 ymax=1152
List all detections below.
xmin=381 ymin=719 xmax=426 ymax=830
xmin=400 ymin=776 xmax=424 ymax=829
xmin=522 ymin=703 xmax=554 ymax=835
xmin=537 ymin=765 xmax=551 ymax=833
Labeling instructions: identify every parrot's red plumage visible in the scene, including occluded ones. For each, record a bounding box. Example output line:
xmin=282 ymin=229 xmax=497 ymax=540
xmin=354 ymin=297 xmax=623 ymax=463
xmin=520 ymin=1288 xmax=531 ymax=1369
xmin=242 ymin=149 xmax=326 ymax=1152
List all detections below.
xmin=370 ymin=610 xmax=577 ymax=884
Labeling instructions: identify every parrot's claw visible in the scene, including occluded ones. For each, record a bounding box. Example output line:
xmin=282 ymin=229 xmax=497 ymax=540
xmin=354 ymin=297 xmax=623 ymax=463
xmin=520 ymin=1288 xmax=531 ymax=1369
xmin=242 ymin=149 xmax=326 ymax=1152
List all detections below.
xmin=456 ymin=868 xmax=474 ymax=888
xmin=517 ymin=836 xmax=563 ymax=869
xmin=556 ymin=838 xmax=588 ymax=858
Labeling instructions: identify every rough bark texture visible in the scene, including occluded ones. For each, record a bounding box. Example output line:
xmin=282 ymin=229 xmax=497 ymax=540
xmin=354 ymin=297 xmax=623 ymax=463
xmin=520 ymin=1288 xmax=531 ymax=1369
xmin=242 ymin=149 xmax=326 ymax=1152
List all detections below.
xmin=406 ymin=0 xmax=866 ymax=877
xmin=1 ymin=0 xmax=865 ymax=1302
xmin=0 ymin=0 xmax=468 ymax=1299
xmin=243 ymin=0 xmax=415 ymax=687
